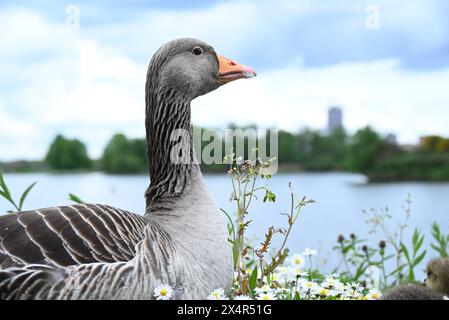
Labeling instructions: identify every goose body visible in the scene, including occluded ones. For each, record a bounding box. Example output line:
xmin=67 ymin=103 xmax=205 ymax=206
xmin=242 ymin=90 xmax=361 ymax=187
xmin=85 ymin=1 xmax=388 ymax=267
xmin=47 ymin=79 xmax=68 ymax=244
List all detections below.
xmin=0 ymin=38 xmax=256 ymax=299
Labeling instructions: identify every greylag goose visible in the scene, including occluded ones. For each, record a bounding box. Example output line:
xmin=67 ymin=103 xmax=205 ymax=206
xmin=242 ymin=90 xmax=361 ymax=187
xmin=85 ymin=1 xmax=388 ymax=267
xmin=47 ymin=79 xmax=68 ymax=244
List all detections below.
xmin=0 ymin=38 xmax=256 ymax=299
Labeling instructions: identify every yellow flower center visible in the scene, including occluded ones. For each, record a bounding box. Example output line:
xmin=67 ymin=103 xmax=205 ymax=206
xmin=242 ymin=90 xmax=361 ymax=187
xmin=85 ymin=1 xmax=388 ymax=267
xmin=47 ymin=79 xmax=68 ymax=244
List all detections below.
xmin=320 ymin=289 xmax=328 ymax=296
xmin=262 ymin=295 xmax=270 ymax=300
xmin=295 ymin=259 xmax=301 ymax=264
xmin=160 ymin=288 xmax=167 ymax=296
xmin=371 ymin=293 xmax=378 ymax=299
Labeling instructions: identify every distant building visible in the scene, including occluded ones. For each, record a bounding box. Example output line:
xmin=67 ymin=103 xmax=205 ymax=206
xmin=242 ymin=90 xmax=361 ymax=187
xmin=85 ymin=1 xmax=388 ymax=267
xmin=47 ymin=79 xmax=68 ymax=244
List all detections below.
xmin=386 ymin=133 xmax=397 ymax=144
xmin=327 ymin=106 xmax=343 ymax=132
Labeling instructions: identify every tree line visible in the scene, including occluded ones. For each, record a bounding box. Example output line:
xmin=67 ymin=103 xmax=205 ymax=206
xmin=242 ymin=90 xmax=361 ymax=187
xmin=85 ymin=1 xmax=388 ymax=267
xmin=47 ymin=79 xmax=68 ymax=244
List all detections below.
xmin=41 ymin=127 xmax=449 ymax=181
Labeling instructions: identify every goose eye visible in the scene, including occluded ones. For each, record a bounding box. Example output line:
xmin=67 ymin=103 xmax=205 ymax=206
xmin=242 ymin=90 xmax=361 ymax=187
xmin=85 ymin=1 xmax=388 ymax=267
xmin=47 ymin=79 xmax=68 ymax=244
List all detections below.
xmin=192 ymin=46 xmax=203 ymax=56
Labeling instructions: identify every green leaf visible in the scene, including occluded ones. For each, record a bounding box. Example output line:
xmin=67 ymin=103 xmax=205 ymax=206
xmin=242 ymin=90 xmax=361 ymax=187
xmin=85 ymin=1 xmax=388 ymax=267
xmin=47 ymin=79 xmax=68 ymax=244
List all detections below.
xmin=401 ymin=242 xmax=411 ymax=264
xmin=413 ymin=250 xmax=427 ymax=267
xmin=412 ymin=229 xmax=419 ymax=245
xmin=0 ymin=172 xmax=11 ymax=199
xmin=18 ymin=182 xmax=37 ymax=211
xmin=263 ymin=190 xmax=276 ymax=203
xmin=408 ymin=268 xmax=415 ymax=282
xmin=0 ymin=190 xmax=8 ymax=199
xmin=415 ymin=236 xmax=424 ymax=255
xmin=68 ymin=193 xmax=84 ymax=204
xmin=249 ymin=267 xmax=258 ymax=291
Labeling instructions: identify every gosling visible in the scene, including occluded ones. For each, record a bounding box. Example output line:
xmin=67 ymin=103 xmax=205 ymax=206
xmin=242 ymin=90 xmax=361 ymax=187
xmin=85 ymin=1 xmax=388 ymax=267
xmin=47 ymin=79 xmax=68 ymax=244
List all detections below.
xmin=383 ymin=257 xmax=449 ymax=300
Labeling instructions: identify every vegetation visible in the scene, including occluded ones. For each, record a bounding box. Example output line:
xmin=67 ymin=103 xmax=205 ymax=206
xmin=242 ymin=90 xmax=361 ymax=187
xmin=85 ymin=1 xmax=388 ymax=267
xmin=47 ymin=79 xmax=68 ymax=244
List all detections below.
xmin=1 ymin=126 xmax=449 ymax=182
xmin=46 ymin=134 xmax=91 ymax=170
xmin=102 ymin=134 xmax=147 ymax=174
xmin=0 ymin=171 xmax=36 ymax=212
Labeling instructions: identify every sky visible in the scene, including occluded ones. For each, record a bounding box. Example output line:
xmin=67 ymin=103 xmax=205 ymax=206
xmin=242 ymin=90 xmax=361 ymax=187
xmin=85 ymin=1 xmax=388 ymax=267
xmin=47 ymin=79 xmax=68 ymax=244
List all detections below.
xmin=1 ymin=0 xmax=449 ymax=161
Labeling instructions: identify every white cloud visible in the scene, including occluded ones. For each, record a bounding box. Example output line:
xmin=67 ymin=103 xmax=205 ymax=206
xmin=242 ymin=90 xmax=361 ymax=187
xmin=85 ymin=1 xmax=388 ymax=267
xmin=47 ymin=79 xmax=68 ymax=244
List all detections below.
xmin=0 ymin=3 xmax=449 ymax=161
xmin=193 ymin=58 xmax=449 ymax=144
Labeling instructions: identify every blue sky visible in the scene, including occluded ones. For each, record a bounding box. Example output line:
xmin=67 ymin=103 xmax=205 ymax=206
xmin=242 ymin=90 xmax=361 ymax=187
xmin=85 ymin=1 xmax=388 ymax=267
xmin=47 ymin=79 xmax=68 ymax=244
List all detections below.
xmin=1 ymin=0 xmax=449 ymax=160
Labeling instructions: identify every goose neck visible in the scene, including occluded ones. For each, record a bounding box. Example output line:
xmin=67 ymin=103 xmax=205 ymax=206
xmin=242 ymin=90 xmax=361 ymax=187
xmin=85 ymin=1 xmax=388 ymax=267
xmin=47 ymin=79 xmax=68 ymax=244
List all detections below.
xmin=144 ymin=88 xmax=200 ymax=213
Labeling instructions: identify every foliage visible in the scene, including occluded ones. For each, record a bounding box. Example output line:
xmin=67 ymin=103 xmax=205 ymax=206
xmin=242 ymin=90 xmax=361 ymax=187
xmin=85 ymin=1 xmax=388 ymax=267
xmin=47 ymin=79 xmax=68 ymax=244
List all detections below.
xmin=219 ymin=154 xmax=382 ymax=300
xmin=420 ymin=135 xmax=449 ymax=153
xmin=431 ymin=223 xmax=449 ymax=257
xmin=0 ymin=171 xmax=36 ymax=212
xmin=102 ymin=134 xmax=148 ymax=174
xmin=68 ymin=193 xmax=85 ymax=204
xmin=368 ymin=152 xmax=449 ymax=181
xmin=333 ymin=195 xmax=448 ymax=290
xmin=346 ymin=126 xmax=385 ymax=173
xmin=46 ymin=134 xmax=92 ymax=170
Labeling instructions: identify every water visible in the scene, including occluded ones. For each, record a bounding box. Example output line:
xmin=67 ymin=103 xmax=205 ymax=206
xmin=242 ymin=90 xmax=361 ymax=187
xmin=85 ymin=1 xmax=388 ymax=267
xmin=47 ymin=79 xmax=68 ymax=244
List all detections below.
xmin=1 ymin=172 xmax=448 ymax=277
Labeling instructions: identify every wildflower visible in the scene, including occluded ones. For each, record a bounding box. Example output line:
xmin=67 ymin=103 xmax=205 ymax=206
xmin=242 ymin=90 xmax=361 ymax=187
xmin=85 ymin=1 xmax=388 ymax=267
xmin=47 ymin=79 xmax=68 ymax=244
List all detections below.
xmin=337 ymin=235 xmax=345 ymax=243
xmin=347 ymin=282 xmax=362 ymax=292
xmin=318 ymin=287 xmax=329 ymax=297
xmin=343 ymin=289 xmax=362 ymax=300
xmin=257 ymin=292 xmax=277 ymax=300
xmin=322 ymin=276 xmax=343 ymax=290
xmin=302 ymin=247 xmax=318 ymax=256
xmin=366 ymin=288 xmax=382 ymax=300
xmin=299 ymin=280 xmax=319 ymax=293
xmin=350 ymin=233 xmax=356 ymax=240
xmin=254 ymin=284 xmax=272 ymax=295
xmin=153 ymin=284 xmax=173 ymax=300
xmin=289 ymin=267 xmax=308 ymax=279
xmin=379 ymin=240 xmax=386 ymax=249
xmin=290 ymin=253 xmax=306 ymax=268
xmin=318 ymin=288 xmax=337 ymax=298
xmin=234 ymin=295 xmax=253 ymax=300
xmin=275 ymin=266 xmax=289 ymax=275
xmin=207 ymin=288 xmax=227 ymax=300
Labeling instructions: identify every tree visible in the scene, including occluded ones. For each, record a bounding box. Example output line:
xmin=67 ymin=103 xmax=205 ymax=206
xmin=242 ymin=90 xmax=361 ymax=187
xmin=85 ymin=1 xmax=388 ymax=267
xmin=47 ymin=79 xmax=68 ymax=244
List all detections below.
xmin=102 ymin=134 xmax=147 ymax=174
xmin=46 ymin=134 xmax=91 ymax=170
xmin=346 ymin=127 xmax=383 ymax=173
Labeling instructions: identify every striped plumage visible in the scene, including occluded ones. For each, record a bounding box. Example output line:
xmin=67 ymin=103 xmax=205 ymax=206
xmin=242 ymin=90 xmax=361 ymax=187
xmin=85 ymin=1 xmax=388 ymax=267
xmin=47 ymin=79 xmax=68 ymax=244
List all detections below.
xmin=0 ymin=38 xmax=256 ymax=300
xmin=0 ymin=204 xmax=147 ymax=269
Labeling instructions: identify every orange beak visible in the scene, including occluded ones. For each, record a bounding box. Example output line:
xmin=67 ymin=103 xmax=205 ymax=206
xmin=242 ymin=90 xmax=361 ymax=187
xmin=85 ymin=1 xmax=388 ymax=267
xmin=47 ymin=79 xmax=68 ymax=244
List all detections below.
xmin=217 ymin=55 xmax=257 ymax=84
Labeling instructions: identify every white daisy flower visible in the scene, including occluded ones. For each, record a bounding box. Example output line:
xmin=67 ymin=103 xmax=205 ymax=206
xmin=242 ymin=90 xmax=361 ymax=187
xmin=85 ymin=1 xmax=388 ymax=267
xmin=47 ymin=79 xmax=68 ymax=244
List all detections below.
xmin=366 ymin=288 xmax=382 ymax=300
xmin=317 ymin=287 xmax=331 ymax=298
xmin=343 ymin=289 xmax=362 ymax=300
xmin=302 ymin=247 xmax=318 ymax=257
xmin=347 ymin=282 xmax=362 ymax=292
xmin=207 ymin=288 xmax=227 ymax=300
xmin=290 ymin=253 xmax=306 ymax=269
xmin=289 ymin=267 xmax=308 ymax=279
xmin=274 ymin=266 xmax=289 ymax=275
xmin=257 ymin=292 xmax=277 ymax=300
xmin=299 ymin=280 xmax=319 ymax=294
xmin=153 ymin=284 xmax=174 ymax=300
xmin=254 ymin=284 xmax=272 ymax=295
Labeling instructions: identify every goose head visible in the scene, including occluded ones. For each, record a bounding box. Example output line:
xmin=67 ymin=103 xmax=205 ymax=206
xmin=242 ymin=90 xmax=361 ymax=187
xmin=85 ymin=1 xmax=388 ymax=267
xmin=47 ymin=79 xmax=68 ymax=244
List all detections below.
xmin=147 ymin=38 xmax=257 ymax=101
